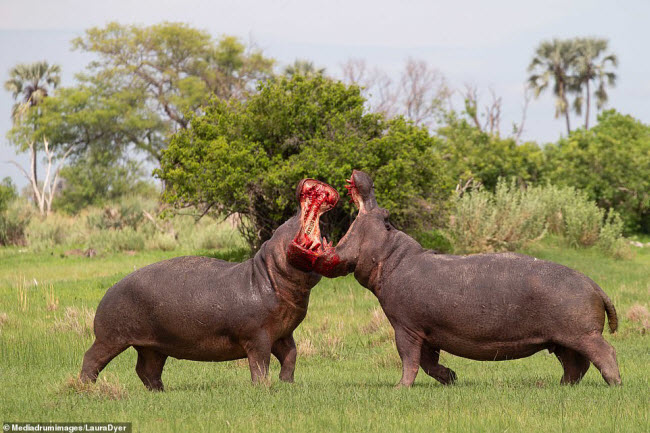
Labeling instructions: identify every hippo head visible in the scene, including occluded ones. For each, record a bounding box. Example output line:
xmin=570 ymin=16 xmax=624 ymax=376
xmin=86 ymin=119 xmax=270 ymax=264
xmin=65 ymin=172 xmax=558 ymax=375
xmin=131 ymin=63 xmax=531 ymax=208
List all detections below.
xmin=286 ymin=178 xmax=340 ymax=272
xmin=288 ymin=170 xmax=394 ymax=282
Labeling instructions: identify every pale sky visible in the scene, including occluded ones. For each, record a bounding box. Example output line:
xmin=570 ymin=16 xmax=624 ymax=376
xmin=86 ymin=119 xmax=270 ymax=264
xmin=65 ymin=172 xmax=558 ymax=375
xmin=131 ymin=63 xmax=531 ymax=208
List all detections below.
xmin=1 ymin=0 xmax=649 ymax=188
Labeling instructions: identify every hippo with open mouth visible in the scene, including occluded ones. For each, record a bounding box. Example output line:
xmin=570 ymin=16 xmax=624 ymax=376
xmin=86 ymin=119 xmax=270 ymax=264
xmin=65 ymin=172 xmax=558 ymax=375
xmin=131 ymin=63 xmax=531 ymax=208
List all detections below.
xmin=80 ymin=179 xmax=338 ymax=390
xmin=288 ymin=170 xmax=621 ymax=387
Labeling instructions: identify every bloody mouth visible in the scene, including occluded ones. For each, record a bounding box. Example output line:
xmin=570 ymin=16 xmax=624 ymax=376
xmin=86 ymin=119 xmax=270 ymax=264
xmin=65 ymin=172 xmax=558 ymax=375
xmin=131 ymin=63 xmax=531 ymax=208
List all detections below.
xmin=344 ymin=176 xmax=361 ymax=210
xmin=292 ymin=179 xmax=339 ymax=256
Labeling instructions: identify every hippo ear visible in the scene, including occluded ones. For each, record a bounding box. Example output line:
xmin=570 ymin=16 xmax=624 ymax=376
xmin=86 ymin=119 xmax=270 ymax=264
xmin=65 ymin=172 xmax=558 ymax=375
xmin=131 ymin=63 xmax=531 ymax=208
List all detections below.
xmin=380 ymin=208 xmax=392 ymax=230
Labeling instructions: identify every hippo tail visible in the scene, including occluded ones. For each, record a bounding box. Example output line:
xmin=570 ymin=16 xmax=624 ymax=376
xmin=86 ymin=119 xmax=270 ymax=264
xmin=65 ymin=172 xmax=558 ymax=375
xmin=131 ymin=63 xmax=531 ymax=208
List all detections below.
xmin=592 ymin=281 xmax=618 ymax=333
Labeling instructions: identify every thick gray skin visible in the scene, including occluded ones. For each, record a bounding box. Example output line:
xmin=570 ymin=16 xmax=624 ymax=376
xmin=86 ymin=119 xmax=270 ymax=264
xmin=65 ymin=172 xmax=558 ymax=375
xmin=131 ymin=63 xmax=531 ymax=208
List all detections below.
xmin=302 ymin=170 xmax=621 ymax=387
xmin=80 ymin=217 xmax=319 ymax=390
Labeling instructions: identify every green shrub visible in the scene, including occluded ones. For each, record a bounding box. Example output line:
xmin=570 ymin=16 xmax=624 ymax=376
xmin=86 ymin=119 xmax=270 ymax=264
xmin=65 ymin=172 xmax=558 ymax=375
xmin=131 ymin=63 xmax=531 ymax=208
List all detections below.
xmin=88 ymin=226 xmax=146 ymax=252
xmin=0 ymin=199 xmax=33 ymax=246
xmin=411 ymin=229 xmax=453 ymax=253
xmin=447 ymin=180 xmax=547 ymax=253
xmin=157 ymin=75 xmax=453 ymax=250
xmin=446 ymin=179 xmax=629 ymax=257
xmin=544 ymin=110 xmax=650 ymax=233
xmin=26 ymin=213 xmax=81 ymax=251
xmin=598 ymin=210 xmax=632 ymax=259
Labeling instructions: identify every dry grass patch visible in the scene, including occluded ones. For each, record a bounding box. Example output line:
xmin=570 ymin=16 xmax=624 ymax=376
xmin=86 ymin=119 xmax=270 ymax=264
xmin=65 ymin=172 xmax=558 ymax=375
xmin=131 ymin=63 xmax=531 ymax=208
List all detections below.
xmin=0 ymin=312 xmax=8 ymax=328
xmin=63 ymin=375 xmax=128 ymax=400
xmin=372 ymin=350 xmax=401 ymax=369
xmin=53 ymin=306 xmax=95 ymax=336
xmin=45 ymin=285 xmax=59 ymax=311
xmin=297 ymin=338 xmax=317 ymax=357
xmin=626 ymin=304 xmax=650 ymax=334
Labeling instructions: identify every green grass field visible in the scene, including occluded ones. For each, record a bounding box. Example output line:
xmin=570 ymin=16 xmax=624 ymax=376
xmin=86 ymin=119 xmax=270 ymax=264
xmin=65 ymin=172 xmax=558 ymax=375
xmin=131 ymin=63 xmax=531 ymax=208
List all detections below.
xmin=0 ymin=239 xmax=648 ymax=432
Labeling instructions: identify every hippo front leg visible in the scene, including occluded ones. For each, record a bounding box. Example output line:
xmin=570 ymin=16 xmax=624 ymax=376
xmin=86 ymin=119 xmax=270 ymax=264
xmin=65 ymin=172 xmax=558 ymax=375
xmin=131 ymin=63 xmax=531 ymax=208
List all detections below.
xmin=245 ymin=333 xmax=272 ymax=384
xmin=394 ymin=327 xmax=423 ymax=388
xmin=272 ymin=335 xmax=297 ymax=383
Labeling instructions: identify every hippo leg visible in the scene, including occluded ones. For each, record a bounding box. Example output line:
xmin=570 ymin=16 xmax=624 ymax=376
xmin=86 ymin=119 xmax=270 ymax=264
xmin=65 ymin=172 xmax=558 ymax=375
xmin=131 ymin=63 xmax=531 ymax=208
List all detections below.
xmin=565 ymin=333 xmax=622 ymax=386
xmin=394 ymin=327 xmax=423 ymax=388
xmin=80 ymin=339 xmax=129 ymax=383
xmin=272 ymin=335 xmax=297 ymax=383
xmin=134 ymin=347 xmax=168 ymax=391
xmin=245 ymin=334 xmax=272 ymax=384
xmin=554 ymin=346 xmax=590 ymax=385
xmin=420 ymin=345 xmax=457 ymax=385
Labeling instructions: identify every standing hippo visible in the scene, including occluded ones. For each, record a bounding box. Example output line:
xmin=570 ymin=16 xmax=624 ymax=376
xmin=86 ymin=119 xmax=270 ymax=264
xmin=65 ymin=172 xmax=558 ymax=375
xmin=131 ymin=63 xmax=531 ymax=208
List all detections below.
xmin=288 ymin=170 xmax=621 ymax=387
xmin=80 ymin=179 xmax=339 ymax=390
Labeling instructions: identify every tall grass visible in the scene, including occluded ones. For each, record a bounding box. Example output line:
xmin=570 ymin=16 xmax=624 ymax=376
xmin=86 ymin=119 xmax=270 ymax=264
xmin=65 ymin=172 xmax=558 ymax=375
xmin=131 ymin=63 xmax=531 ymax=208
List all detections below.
xmin=446 ymin=180 xmax=630 ymax=257
xmin=20 ymin=196 xmax=246 ymax=254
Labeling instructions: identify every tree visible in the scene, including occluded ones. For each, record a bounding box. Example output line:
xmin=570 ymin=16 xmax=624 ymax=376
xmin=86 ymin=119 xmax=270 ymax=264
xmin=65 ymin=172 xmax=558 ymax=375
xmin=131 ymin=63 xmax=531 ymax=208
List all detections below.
xmin=544 ymin=110 xmax=650 ymax=233
xmin=156 ymin=75 xmax=453 ymax=249
xmin=55 ymin=151 xmax=156 ymax=214
xmin=7 ymin=138 xmax=72 ymax=216
xmin=3 ymin=61 xmax=61 ymax=202
xmin=528 ymin=39 xmax=577 ymax=135
xmin=341 ymin=58 xmax=449 ymax=128
xmin=7 ymin=80 xmax=164 ymax=212
xmin=436 ymin=112 xmax=545 ymax=191
xmin=72 ymin=22 xmax=274 ymax=135
xmin=283 ymin=59 xmax=326 ymax=77
xmin=572 ymin=38 xmax=618 ymax=129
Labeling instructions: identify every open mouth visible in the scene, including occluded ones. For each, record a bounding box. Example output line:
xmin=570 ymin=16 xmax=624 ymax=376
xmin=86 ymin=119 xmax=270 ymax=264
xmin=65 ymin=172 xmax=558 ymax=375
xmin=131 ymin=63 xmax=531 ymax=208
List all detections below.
xmin=292 ymin=179 xmax=339 ymax=256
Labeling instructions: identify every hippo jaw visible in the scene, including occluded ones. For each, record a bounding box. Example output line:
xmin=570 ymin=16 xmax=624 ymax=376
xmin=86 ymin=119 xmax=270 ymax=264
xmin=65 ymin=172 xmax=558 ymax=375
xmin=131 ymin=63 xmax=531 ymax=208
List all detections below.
xmin=345 ymin=170 xmax=377 ymax=215
xmin=287 ymin=179 xmax=339 ymax=271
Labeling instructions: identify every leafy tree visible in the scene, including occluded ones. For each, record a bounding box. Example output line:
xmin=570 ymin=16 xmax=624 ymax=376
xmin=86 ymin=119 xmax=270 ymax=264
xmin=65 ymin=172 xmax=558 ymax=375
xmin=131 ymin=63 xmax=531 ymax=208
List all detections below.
xmin=3 ymin=61 xmax=61 ymax=202
xmin=528 ymin=39 xmax=577 ymax=135
xmin=73 ymin=22 xmax=274 ymax=131
xmin=544 ymin=110 xmax=650 ymax=233
xmin=55 ymin=151 xmax=156 ymax=214
xmin=572 ymin=38 xmax=618 ymax=129
xmin=436 ymin=113 xmax=545 ymax=191
xmin=156 ymin=75 xmax=453 ymax=249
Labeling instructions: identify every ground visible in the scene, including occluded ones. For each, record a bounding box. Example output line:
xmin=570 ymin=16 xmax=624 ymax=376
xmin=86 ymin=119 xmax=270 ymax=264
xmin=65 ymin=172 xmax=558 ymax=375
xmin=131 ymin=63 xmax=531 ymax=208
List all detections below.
xmin=0 ymin=238 xmax=648 ymax=432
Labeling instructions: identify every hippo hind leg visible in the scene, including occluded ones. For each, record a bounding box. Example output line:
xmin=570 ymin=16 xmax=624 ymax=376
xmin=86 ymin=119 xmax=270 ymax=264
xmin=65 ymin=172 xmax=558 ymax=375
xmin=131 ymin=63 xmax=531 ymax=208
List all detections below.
xmin=554 ymin=346 xmax=590 ymax=385
xmin=134 ymin=346 xmax=168 ymax=391
xmin=420 ymin=344 xmax=457 ymax=385
xmin=80 ymin=339 xmax=129 ymax=383
xmin=561 ymin=333 xmax=622 ymax=386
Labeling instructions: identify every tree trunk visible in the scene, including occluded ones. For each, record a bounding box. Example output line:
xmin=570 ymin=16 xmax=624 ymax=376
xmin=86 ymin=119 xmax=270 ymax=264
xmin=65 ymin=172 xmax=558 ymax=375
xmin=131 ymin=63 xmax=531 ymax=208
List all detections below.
xmin=563 ymin=100 xmax=571 ymax=136
xmin=30 ymin=142 xmax=39 ymax=204
xmin=585 ymin=80 xmax=591 ymax=130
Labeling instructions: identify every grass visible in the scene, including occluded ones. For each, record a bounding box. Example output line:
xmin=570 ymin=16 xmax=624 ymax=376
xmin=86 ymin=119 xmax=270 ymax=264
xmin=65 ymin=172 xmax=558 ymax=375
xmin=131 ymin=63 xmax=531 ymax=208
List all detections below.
xmin=0 ymin=238 xmax=648 ymax=432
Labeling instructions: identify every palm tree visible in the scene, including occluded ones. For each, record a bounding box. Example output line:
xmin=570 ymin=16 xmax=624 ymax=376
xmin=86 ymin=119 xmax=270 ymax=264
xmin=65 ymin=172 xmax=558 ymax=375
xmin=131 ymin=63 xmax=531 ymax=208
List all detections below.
xmin=4 ymin=61 xmax=61 ymax=200
xmin=283 ymin=59 xmax=326 ymax=78
xmin=527 ymin=39 xmax=578 ymax=135
xmin=572 ymin=38 xmax=617 ymax=129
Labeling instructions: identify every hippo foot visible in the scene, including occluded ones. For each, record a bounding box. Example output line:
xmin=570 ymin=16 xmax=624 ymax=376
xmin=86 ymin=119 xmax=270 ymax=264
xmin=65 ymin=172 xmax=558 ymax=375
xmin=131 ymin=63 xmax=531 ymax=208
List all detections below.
xmin=445 ymin=369 xmax=458 ymax=385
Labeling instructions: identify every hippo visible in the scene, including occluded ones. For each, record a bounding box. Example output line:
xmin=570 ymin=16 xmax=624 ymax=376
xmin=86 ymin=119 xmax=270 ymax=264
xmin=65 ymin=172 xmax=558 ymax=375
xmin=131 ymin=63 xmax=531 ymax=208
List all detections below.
xmin=288 ymin=170 xmax=621 ymax=387
xmin=80 ymin=179 xmax=339 ymax=390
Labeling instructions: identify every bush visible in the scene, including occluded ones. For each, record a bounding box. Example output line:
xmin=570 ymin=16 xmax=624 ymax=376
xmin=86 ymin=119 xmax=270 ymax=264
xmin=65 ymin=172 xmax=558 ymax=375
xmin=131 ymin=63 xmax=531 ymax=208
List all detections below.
xmin=26 ymin=213 xmax=82 ymax=251
xmin=544 ymin=110 xmax=650 ymax=233
xmin=0 ymin=199 xmax=33 ymax=246
xmin=598 ymin=210 xmax=632 ymax=259
xmin=157 ymin=75 xmax=453 ymax=250
xmin=446 ymin=179 xmax=547 ymax=253
xmin=446 ymin=179 xmax=629 ymax=257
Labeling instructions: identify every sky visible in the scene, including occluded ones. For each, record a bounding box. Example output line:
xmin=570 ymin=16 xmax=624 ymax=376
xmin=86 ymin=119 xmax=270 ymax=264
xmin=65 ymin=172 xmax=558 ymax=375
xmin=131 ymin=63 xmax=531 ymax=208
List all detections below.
xmin=1 ymin=0 xmax=649 ymax=188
